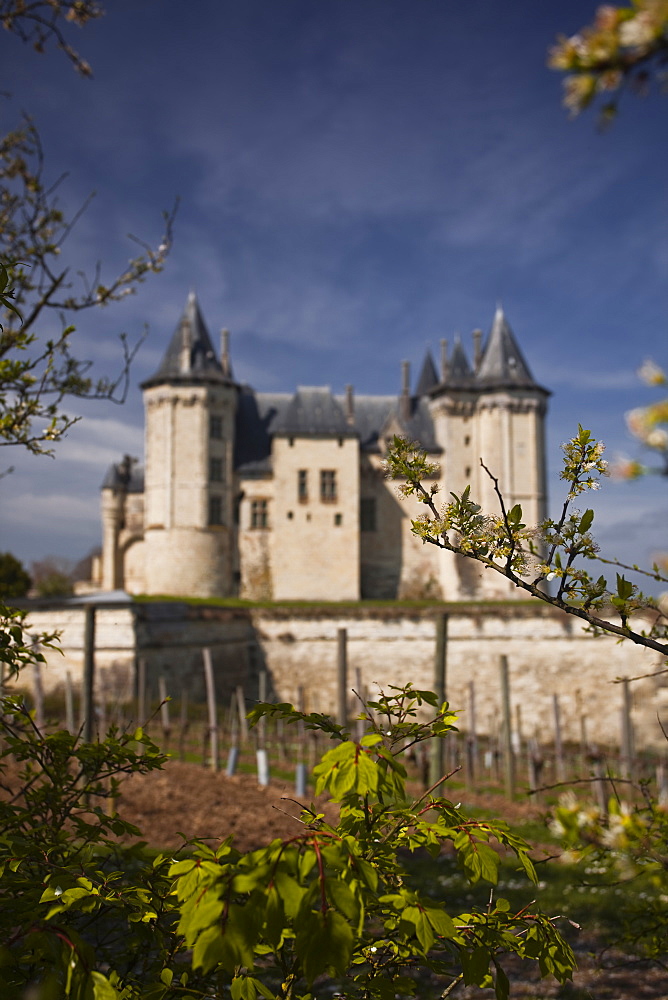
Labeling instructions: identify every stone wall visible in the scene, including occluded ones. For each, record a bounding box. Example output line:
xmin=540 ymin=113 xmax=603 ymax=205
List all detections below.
xmin=20 ymin=599 xmax=667 ymax=749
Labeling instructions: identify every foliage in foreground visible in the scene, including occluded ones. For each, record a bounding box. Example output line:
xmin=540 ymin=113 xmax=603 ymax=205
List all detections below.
xmin=0 ymin=603 xmax=575 ymax=999
xmin=552 ymin=787 xmax=668 ymax=964
xmin=549 ymin=0 xmax=668 ymax=121
xmin=386 ymin=425 xmax=667 ymax=658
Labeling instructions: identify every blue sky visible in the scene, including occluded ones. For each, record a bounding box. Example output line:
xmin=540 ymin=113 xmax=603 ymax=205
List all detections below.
xmin=2 ymin=0 xmax=667 ymax=583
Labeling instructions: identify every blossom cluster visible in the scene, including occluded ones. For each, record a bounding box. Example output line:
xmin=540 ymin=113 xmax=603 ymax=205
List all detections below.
xmin=549 ymin=1 xmax=668 ymax=116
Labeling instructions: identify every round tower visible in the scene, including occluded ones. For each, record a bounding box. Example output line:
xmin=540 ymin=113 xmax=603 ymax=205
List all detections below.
xmin=140 ymin=292 xmax=237 ymax=598
xmin=428 ymin=308 xmax=549 ymax=600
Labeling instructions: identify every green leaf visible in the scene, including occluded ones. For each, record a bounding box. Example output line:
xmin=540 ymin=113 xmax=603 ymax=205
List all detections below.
xmin=231 ymin=975 xmax=257 ymax=1000
xmin=326 ymin=877 xmax=361 ymax=924
xmin=461 ymin=946 xmax=490 ymax=986
xmin=494 ymin=962 xmax=510 ymax=1000
xmin=296 ymin=909 xmax=354 ymax=983
xmin=353 ymin=857 xmax=378 ymax=892
xmin=580 ymin=508 xmax=594 ymax=533
xmin=274 ymin=869 xmax=307 ymax=917
xmin=250 ymin=976 xmax=276 ymax=999
xmin=160 ymin=969 xmax=173 ymax=987
xmin=401 ymin=906 xmax=435 ymax=953
xmin=90 ymin=971 xmax=119 ymax=999
xmin=424 ymin=904 xmax=456 ymax=939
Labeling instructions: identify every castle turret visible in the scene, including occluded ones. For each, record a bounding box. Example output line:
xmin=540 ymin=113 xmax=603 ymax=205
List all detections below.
xmin=140 ymin=292 xmax=237 ymax=597
xmin=475 ymin=305 xmax=549 ymax=532
xmin=428 ymin=308 xmax=549 ymax=599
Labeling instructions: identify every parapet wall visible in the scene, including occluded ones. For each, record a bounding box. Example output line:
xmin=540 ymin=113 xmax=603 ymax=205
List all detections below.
xmin=20 ymin=599 xmax=668 ymax=749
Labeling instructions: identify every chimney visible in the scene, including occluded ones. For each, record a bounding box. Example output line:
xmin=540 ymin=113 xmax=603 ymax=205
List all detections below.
xmin=179 ymin=320 xmax=192 ymax=374
xmin=400 ymin=360 xmax=411 ymax=422
xmin=473 ymin=328 xmax=483 ymax=370
xmin=440 ymin=338 xmax=449 ymax=382
xmin=220 ymin=328 xmax=231 ymax=377
xmin=345 ymin=384 xmax=355 ymax=425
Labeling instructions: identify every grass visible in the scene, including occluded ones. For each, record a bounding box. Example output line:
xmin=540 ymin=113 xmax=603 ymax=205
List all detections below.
xmin=406 ymin=838 xmax=634 ymax=954
xmin=131 ymin=594 xmax=543 ymax=611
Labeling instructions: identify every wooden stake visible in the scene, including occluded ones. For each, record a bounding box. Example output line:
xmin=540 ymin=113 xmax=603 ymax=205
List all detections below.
xmin=137 ymin=657 xmax=147 ymax=725
xmin=500 ymin=655 xmax=515 ymax=799
xmin=553 ymin=693 xmax=565 ymax=782
xmin=258 ymin=669 xmax=267 ymax=750
xmin=620 ymin=677 xmax=634 ymax=781
xmin=467 ymin=681 xmax=477 ymax=782
xmin=202 ymin=648 xmax=219 ymax=771
xmin=82 ymin=605 xmax=96 ymax=743
xmin=429 ymin=613 xmax=448 ymax=786
xmin=32 ymin=644 xmax=44 ymax=734
xmin=236 ymin=685 xmax=249 ymax=744
xmin=337 ymin=628 xmax=348 ymax=728
xmin=179 ymin=687 xmax=189 ymax=762
xmin=65 ymin=671 xmax=75 ymax=732
xmin=158 ymin=675 xmax=171 ymax=746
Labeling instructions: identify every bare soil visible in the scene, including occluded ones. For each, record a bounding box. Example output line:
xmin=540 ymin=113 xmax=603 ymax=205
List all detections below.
xmin=116 ymin=760 xmax=337 ymax=850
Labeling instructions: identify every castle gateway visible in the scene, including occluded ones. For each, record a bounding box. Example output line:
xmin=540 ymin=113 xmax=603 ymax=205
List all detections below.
xmin=97 ymin=295 xmax=549 ymax=601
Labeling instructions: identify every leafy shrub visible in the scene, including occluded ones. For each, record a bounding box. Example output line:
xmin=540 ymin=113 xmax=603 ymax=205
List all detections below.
xmin=0 ymin=602 xmax=575 ymax=999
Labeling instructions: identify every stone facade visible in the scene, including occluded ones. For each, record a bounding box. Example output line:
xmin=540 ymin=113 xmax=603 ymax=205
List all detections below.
xmin=19 ymin=600 xmax=668 ymax=750
xmin=94 ymin=295 xmax=549 ymax=602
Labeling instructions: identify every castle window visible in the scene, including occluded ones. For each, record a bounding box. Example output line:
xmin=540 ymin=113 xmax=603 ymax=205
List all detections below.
xmin=334 ymin=513 xmax=343 ymax=526
xmin=360 ymin=497 xmax=377 ymax=532
xmin=464 ymin=435 xmax=470 ymax=446
xmin=320 ymin=469 xmax=337 ymax=502
xmin=210 ymin=456 xmax=224 ymax=482
xmin=298 ymin=469 xmax=308 ymax=502
xmin=465 ymin=466 xmax=471 ymax=478
xmin=251 ymin=499 xmax=269 ymax=529
xmin=208 ymin=495 xmax=224 ymax=526
xmin=210 ymin=414 xmax=223 ymax=440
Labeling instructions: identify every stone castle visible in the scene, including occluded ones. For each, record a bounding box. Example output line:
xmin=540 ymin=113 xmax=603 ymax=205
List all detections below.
xmin=95 ymin=294 xmax=549 ymax=601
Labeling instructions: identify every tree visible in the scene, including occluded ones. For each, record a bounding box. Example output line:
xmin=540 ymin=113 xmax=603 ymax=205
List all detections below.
xmin=549 ymin=0 xmax=668 ymax=121
xmin=0 ymin=621 xmax=577 ymax=999
xmin=30 ymin=555 xmax=74 ymax=597
xmin=386 ymin=427 xmax=667 ymax=658
xmin=0 ymin=123 xmax=175 ymax=455
xmin=0 ymin=551 xmax=30 ymax=598
xmin=0 ymin=0 xmax=175 ymax=457
xmin=611 ymin=359 xmax=668 ymax=480
xmin=1 ymin=0 xmax=105 ymax=76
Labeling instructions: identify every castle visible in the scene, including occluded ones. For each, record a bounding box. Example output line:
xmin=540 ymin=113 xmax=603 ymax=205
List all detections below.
xmin=95 ymin=294 xmax=549 ymax=601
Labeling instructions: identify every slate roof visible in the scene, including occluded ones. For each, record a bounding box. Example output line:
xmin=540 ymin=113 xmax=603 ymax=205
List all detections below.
xmin=476 ymin=306 xmax=540 ymax=390
xmin=415 ymin=351 xmax=439 ymax=396
xmin=234 ymin=389 xmax=291 ymax=475
xmin=141 ymin=292 xmax=231 ymax=388
xmin=271 ymin=386 xmax=353 ymax=437
xmin=392 ymin=396 xmax=441 ymax=452
xmin=446 ymin=336 xmax=474 ymax=387
xmin=234 ymin=388 xmax=440 ymax=475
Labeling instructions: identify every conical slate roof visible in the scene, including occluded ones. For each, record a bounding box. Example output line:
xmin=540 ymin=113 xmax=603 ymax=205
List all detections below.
xmin=415 ymin=351 xmax=439 ymax=396
xmin=476 ymin=306 xmax=537 ymax=389
xmin=141 ymin=292 xmax=229 ymax=388
xmin=447 ymin=336 xmax=474 ymax=385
